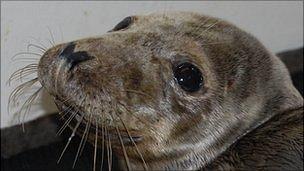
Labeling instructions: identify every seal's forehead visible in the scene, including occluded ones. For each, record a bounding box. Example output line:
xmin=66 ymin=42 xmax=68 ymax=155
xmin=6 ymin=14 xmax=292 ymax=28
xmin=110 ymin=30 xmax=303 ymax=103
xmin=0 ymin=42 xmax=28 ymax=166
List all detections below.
xmin=124 ymin=12 xmax=203 ymax=32
xmin=134 ymin=11 xmax=203 ymax=28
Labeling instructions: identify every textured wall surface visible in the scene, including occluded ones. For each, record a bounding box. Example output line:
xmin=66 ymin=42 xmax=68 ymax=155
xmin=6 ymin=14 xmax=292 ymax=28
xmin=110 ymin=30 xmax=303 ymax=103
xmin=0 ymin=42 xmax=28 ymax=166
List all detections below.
xmin=1 ymin=1 xmax=303 ymax=128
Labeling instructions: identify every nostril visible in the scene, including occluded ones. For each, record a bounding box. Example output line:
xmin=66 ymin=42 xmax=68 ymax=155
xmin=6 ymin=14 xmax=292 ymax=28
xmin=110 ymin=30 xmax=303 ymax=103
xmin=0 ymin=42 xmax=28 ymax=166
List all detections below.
xmin=59 ymin=42 xmax=93 ymax=69
xmin=59 ymin=42 xmax=76 ymax=57
xmin=65 ymin=51 xmax=92 ymax=66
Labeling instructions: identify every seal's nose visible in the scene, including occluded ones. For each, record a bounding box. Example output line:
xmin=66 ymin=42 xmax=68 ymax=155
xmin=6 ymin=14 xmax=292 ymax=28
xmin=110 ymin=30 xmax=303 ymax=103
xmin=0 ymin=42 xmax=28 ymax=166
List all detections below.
xmin=59 ymin=42 xmax=92 ymax=69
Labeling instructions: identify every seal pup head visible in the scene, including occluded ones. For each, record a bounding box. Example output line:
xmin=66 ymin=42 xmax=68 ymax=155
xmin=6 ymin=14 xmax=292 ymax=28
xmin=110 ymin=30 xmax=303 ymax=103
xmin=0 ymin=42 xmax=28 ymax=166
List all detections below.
xmin=37 ymin=11 xmax=303 ymax=170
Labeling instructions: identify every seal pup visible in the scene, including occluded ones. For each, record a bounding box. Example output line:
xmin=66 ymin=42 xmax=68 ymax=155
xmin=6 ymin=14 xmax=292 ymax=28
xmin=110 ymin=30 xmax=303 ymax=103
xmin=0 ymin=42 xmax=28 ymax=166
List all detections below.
xmin=10 ymin=11 xmax=303 ymax=170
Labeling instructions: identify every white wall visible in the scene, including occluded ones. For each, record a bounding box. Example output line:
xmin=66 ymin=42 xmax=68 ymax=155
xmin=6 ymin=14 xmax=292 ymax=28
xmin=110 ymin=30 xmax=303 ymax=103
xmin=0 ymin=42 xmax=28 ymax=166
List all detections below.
xmin=1 ymin=1 xmax=303 ymax=128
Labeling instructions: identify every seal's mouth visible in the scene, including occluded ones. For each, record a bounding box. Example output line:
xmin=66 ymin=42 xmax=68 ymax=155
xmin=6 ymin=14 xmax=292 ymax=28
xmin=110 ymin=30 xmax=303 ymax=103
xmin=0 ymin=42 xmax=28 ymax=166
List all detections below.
xmin=54 ymin=97 xmax=144 ymax=147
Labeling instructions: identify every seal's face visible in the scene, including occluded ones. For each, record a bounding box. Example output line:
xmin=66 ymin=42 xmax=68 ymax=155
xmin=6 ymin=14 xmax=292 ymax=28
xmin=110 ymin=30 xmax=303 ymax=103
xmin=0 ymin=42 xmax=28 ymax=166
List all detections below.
xmin=37 ymin=12 xmax=298 ymax=169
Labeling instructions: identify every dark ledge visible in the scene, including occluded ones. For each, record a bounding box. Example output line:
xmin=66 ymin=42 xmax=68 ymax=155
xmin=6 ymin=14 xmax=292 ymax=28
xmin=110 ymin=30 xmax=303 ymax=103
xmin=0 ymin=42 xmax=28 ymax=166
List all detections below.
xmin=277 ymin=47 xmax=303 ymax=96
xmin=1 ymin=114 xmax=61 ymax=159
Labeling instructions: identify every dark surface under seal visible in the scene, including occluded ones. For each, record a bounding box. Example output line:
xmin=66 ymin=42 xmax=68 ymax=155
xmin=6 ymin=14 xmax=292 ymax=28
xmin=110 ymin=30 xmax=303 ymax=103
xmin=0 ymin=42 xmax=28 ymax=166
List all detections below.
xmin=1 ymin=47 xmax=303 ymax=171
xmin=1 ymin=114 xmax=118 ymax=171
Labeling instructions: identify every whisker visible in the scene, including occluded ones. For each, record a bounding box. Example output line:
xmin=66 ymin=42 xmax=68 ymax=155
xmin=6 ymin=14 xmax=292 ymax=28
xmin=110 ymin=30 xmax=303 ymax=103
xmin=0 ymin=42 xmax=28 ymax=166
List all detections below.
xmin=72 ymin=113 xmax=92 ymax=168
xmin=28 ymin=36 xmax=49 ymax=50
xmin=8 ymin=78 xmax=39 ymax=113
xmin=27 ymin=43 xmax=46 ymax=53
xmin=105 ymin=123 xmax=113 ymax=171
xmin=118 ymin=115 xmax=147 ymax=170
xmin=47 ymin=26 xmax=56 ymax=46
xmin=11 ymin=64 xmax=38 ymax=72
xmin=57 ymin=111 xmax=85 ymax=164
xmin=105 ymin=124 xmax=110 ymax=171
xmin=58 ymin=103 xmax=75 ymax=120
xmin=8 ymin=64 xmax=38 ymax=84
xmin=57 ymin=95 xmax=86 ymax=135
xmin=46 ymin=38 xmax=55 ymax=48
xmin=57 ymin=92 xmax=79 ymax=120
xmin=58 ymin=105 xmax=71 ymax=117
xmin=108 ymin=105 xmax=131 ymax=170
xmin=57 ymin=93 xmax=77 ymax=107
xmin=93 ymin=118 xmax=98 ymax=171
xmin=59 ymin=103 xmax=76 ymax=120
xmin=13 ymin=64 xmax=38 ymax=74
xmin=109 ymin=126 xmax=112 ymax=171
xmin=11 ymin=58 xmax=39 ymax=62
xmin=57 ymin=107 xmax=80 ymax=136
xmin=12 ymin=52 xmax=42 ymax=61
xmin=17 ymin=86 xmax=43 ymax=132
xmin=115 ymin=125 xmax=131 ymax=170
xmin=59 ymin=26 xmax=64 ymax=43
xmin=79 ymin=115 xmax=92 ymax=156
xmin=113 ymin=103 xmax=148 ymax=170
xmin=8 ymin=69 xmax=38 ymax=85
xmin=100 ymin=118 xmax=105 ymax=171
xmin=57 ymin=98 xmax=84 ymax=135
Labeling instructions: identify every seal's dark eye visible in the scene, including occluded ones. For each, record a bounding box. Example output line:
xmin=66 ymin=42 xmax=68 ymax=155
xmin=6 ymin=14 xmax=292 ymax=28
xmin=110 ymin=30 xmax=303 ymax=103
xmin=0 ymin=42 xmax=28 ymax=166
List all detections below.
xmin=112 ymin=16 xmax=132 ymax=31
xmin=173 ymin=62 xmax=203 ymax=92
